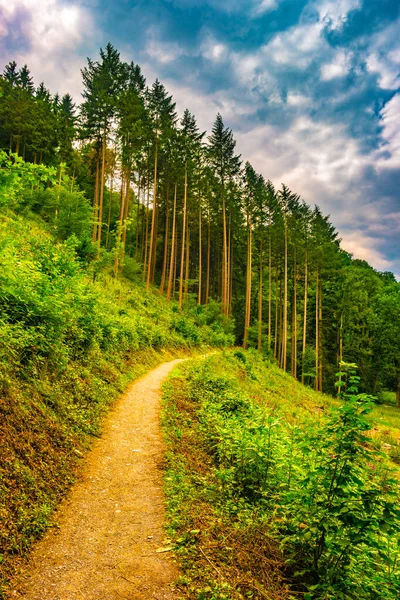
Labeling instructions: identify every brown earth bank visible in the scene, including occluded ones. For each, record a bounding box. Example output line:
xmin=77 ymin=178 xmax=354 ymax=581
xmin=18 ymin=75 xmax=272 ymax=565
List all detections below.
xmin=7 ymin=359 xmax=186 ymax=600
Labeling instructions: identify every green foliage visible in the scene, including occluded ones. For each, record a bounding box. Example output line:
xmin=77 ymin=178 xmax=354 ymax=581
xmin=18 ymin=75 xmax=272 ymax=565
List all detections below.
xmin=23 ymin=187 xmax=93 ymax=240
xmin=0 ymin=151 xmax=56 ymax=208
xmin=163 ymin=352 xmax=400 ymax=599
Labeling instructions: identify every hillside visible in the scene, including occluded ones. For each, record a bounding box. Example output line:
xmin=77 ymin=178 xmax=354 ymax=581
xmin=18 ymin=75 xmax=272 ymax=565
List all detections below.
xmin=163 ymin=351 xmax=400 ymax=599
xmin=0 ymin=209 xmax=232 ymax=593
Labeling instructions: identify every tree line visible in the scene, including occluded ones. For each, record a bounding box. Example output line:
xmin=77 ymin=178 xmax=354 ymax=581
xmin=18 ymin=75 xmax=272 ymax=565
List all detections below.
xmin=1 ymin=44 xmax=399 ymax=400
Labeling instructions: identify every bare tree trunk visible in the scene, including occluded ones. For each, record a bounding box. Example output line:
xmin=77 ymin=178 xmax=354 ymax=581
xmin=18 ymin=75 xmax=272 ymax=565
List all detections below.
xmin=121 ymin=168 xmax=131 ymax=266
xmin=97 ymin=132 xmax=107 ymax=248
xmin=143 ymin=182 xmax=150 ymax=283
xmin=105 ymin=175 xmax=113 ymax=250
xmin=92 ymin=150 xmax=100 ymax=242
xmin=173 ymin=226 xmax=178 ymax=299
xmin=282 ymin=221 xmax=288 ymax=371
xmin=184 ymin=223 xmax=190 ymax=300
xmin=160 ymin=180 xmax=170 ymax=293
xmin=301 ymin=249 xmax=308 ymax=385
xmin=268 ymin=235 xmax=272 ymax=351
xmin=338 ymin=311 xmax=343 ymax=395
xmin=227 ymin=208 xmax=232 ymax=316
xmin=319 ymin=281 xmax=323 ymax=391
xmin=221 ymin=185 xmax=228 ymax=317
xmin=198 ymin=202 xmax=202 ymax=304
xmin=167 ymin=184 xmax=177 ymax=301
xmin=291 ymin=246 xmax=297 ymax=378
xmin=179 ymin=164 xmax=188 ymax=309
xmin=274 ymin=270 xmax=279 ymax=359
xmin=315 ymin=268 xmax=319 ymax=391
xmin=258 ymin=237 xmax=263 ymax=352
xmin=278 ymin=278 xmax=283 ymax=365
xmin=229 ymin=238 xmax=233 ymax=316
xmin=205 ymin=205 xmax=211 ymax=305
xmin=135 ymin=175 xmax=141 ymax=260
xmin=113 ymin=174 xmax=126 ymax=276
xmin=146 ymin=137 xmax=158 ymax=290
xmin=243 ymin=215 xmax=252 ymax=349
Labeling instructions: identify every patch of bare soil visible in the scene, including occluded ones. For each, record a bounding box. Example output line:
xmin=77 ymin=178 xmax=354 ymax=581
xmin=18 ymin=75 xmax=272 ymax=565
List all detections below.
xmin=9 ymin=359 xmax=186 ymax=600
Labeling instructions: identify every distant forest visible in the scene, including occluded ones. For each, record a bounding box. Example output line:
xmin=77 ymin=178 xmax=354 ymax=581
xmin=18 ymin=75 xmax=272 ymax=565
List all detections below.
xmin=1 ymin=43 xmax=399 ymax=400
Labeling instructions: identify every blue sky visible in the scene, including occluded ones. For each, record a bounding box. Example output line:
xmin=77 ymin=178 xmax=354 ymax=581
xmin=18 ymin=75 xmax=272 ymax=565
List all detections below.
xmin=1 ymin=0 xmax=399 ymax=277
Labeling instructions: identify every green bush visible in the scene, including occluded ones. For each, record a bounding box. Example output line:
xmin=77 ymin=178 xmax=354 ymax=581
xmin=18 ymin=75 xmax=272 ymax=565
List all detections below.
xmin=167 ymin=353 xmax=400 ymax=599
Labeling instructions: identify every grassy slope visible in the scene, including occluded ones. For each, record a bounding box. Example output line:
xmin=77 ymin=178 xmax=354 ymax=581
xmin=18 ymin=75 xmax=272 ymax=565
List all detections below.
xmin=162 ymin=350 xmax=400 ymax=600
xmin=0 ymin=211 xmax=232 ymax=595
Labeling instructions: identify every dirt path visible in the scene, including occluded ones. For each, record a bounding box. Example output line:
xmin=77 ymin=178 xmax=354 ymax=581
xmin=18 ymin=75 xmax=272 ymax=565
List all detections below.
xmin=10 ymin=359 xmax=186 ymax=600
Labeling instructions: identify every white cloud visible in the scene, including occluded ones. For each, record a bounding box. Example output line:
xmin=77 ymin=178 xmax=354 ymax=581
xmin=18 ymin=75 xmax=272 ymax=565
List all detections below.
xmin=366 ymin=18 xmax=400 ymax=90
xmin=252 ymin=0 xmax=278 ymax=17
xmin=0 ymin=0 xmax=97 ymax=100
xmin=375 ymin=94 xmax=400 ymax=170
xmin=257 ymin=21 xmax=326 ymax=70
xmin=287 ymin=93 xmax=309 ymax=107
xmin=146 ymin=34 xmax=184 ymax=64
xmin=340 ymin=231 xmax=393 ymax=271
xmin=321 ymin=50 xmax=351 ymax=81
xmin=316 ymin=0 xmax=361 ymax=27
xmin=200 ymin=32 xmax=229 ymax=63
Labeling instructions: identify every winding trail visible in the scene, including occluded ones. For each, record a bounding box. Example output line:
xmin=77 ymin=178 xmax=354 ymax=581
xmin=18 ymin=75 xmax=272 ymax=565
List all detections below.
xmin=11 ymin=359 xmax=186 ymax=600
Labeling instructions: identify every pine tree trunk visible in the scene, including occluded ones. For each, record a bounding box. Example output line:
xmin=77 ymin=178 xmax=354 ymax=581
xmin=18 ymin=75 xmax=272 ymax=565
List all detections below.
xmin=113 ymin=175 xmax=126 ymax=276
xmin=140 ymin=198 xmax=146 ymax=263
xmin=221 ymin=184 xmax=228 ymax=317
xmin=301 ymin=250 xmax=308 ymax=385
xmin=274 ymin=270 xmax=279 ymax=359
xmin=243 ymin=215 xmax=252 ymax=349
xmin=227 ymin=208 xmax=232 ymax=316
xmin=150 ymin=195 xmax=159 ymax=283
xmin=160 ymin=180 xmax=170 ymax=293
xmin=173 ymin=226 xmax=178 ymax=299
xmin=143 ymin=182 xmax=150 ymax=283
xmin=121 ymin=168 xmax=131 ymax=265
xmin=97 ymin=132 xmax=107 ymax=248
xmin=278 ymin=278 xmax=283 ymax=364
xmin=315 ymin=268 xmax=319 ymax=391
xmin=258 ymin=237 xmax=263 ymax=352
xmin=292 ymin=246 xmax=297 ymax=378
xmin=92 ymin=150 xmax=100 ymax=242
xmin=282 ymin=221 xmax=288 ymax=371
xmin=184 ymin=224 xmax=190 ymax=301
xmin=147 ymin=137 xmax=158 ymax=290
xmin=135 ymin=176 xmax=141 ymax=260
xmin=106 ymin=176 xmax=113 ymax=250
xmin=319 ymin=281 xmax=323 ymax=391
xmin=229 ymin=238 xmax=233 ymax=316
xmin=179 ymin=165 xmax=188 ymax=309
xmin=167 ymin=184 xmax=177 ymax=301
xmin=338 ymin=311 xmax=343 ymax=395
xmin=268 ymin=235 xmax=272 ymax=351
xmin=205 ymin=206 xmax=211 ymax=305
xmin=198 ymin=202 xmax=202 ymax=304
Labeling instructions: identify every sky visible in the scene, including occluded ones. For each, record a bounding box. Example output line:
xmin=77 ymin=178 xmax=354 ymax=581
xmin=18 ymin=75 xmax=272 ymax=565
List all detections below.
xmin=1 ymin=0 xmax=399 ymax=278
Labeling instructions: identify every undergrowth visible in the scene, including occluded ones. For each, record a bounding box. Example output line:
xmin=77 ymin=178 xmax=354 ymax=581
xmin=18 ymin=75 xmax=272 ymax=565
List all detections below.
xmin=162 ymin=350 xmax=400 ymax=599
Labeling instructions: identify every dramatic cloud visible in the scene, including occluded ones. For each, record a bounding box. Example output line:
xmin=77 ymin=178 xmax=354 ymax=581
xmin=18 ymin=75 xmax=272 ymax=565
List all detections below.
xmin=1 ymin=0 xmax=399 ymax=276
xmin=0 ymin=0 xmax=97 ymax=99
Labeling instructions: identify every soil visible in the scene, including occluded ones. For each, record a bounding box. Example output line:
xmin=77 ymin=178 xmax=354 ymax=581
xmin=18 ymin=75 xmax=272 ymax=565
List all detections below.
xmin=9 ymin=359 xmax=186 ymax=600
